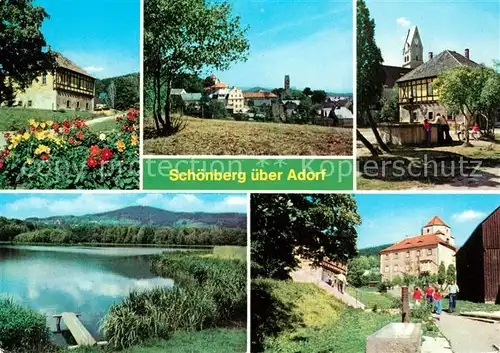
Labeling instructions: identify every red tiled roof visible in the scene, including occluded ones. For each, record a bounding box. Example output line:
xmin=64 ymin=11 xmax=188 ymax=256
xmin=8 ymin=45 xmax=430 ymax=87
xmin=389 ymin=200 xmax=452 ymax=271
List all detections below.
xmin=243 ymin=91 xmax=278 ymax=99
xmin=424 ymin=216 xmax=449 ymax=228
xmin=380 ymin=233 xmax=457 ymax=253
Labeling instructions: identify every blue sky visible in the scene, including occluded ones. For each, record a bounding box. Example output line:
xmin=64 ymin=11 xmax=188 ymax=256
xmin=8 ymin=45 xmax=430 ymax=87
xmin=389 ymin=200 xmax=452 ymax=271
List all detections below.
xmin=366 ymin=0 xmax=500 ymax=67
xmin=212 ymin=0 xmax=353 ymax=93
xmin=356 ymin=194 xmax=500 ymax=249
xmin=0 ymin=193 xmax=247 ymax=219
xmin=35 ymin=0 xmax=140 ymax=78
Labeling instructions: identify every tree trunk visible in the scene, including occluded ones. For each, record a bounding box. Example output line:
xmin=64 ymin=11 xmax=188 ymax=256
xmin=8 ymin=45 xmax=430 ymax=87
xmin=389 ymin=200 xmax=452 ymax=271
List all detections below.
xmin=163 ymin=78 xmax=174 ymax=134
xmin=357 ymin=129 xmax=379 ymax=157
xmin=366 ymin=109 xmax=391 ymax=152
xmin=463 ymin=114 xmax=473 ymax=147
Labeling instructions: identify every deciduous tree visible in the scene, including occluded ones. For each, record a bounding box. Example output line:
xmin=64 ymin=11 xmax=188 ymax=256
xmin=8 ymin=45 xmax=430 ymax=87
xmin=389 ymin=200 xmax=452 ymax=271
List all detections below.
xmin=446 ymin=264 xmax=456 ymax=285
xmin=437 ymin=261 xmax=446 ymax=287
xmin=0 ymin=0 xmax=55 ymax=104
xmin=144 ymin=0 xmax=250 ymax=135
xmin=357 ymin=0 xmax=390 ymax=153
xmin=251 ymin=194 xmax=361 ymax=279
xmin=434 ymin=65 xmax=500 ymax=145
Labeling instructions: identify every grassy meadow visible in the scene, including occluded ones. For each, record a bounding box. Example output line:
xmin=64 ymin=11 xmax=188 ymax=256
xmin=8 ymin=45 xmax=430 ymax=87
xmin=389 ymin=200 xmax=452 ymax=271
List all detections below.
xmin=143 ymin=117 xmax=353 ymax=155
xmin=0 ymin=107 xmax=98 ymax=131
xmin=252 ymin=279 xmax=396 ymax=353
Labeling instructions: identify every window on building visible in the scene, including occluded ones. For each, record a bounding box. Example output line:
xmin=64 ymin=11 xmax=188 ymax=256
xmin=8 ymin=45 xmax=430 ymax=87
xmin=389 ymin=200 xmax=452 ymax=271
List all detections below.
xmin=412 ymin=112 xmax=417 ymax=121
xmin=416 ymin=55 xmax=419 ymax=61
xmin=427 ymin=248 xmax=432 ymax=255
xmin=394 ymin=252 xmax=398 ymax=259
xmin=427 ymin=82 xmax=434 ymax=96
xmin=67 ymin=100 xmax=70 ymax=109
xmin=42 ymin=73 xmax=47 ymax=85
xmin=406 ymin=251 xmax=410 ymax=258
xmin=385 ymin=266 xmax=389 ymax=273
xmin=385 ymin=254 xmax=389 ymax=259
xmin=394 ymin=265 xmax=399 ymax=272
xmin=417 ymin=250 xmax=421 ymax=257
xmin=86 ymin=103 xmax=89 ymax=110
xmin=27 ymin=101 xmax=32 ymax=107
xmin=428 ymin=112 xmax=433 ymax=120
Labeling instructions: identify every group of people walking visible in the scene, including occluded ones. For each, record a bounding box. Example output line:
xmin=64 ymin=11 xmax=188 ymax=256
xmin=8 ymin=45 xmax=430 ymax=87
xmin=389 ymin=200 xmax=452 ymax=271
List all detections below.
xmin=325 ymin=273 xmax=347 ymax=294
xmin=412 ymin=281 xmax=460 ymax=316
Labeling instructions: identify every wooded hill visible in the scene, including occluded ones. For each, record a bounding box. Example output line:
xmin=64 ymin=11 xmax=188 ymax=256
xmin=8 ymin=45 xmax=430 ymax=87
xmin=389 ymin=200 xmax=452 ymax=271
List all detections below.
xmin=95 ymin=73 xmax=140 ymax=110
xmin=26 ymin=206 xmax=246 ymax=229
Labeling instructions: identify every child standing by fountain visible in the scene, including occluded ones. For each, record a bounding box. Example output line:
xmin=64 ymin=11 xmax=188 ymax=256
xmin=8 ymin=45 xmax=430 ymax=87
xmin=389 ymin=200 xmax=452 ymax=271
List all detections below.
xmin=423 ymin=119 xmax=431 ymax=146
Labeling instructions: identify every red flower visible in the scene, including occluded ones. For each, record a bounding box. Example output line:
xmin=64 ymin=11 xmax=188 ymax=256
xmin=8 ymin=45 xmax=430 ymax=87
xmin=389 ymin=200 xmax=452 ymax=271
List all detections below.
xmin=40 ymin=153 xmax=49 ymax=161
xmin=101 ymin=148 xmax=113 ymax=161
xmin=62 ymin=120 xmax=71 ymax=128
xmin=0 ymin=160 xmax=4 ymax=168
xmin=86 ymin=156 xmax=97 ymax=168
xmin=89 ymin=145 xmax=101 ymax=156
xmin=69 ymin=137 xmax=76 ymax=144
xmin=127 ymin=112 xmax=136 ymax=121
xmin=116 ymin=116 xmax=123 ymax=121
xmin=81 ymin=121 xmax=88 ymax=129
xmin=63 ymin=127 xmax=70 ymax=135
xmin=3 ymin=133 xmax=9 ymax=139
xmin=1 ymin=150 xmax=9 ymax=158
xmin=122 ymin=124 xmax=127 ymax=131
xmin=73 ymin=120 xmax=81 ymax=128
xmin=29 ymin=126 xmax=35 ymax=133
xmin=128 ymin=126 xmax=135 ymax=132
xmin=77 ymin=131 xmax=85 ymax=140
xmin=53 ymin=122 xmax=60 ymax=130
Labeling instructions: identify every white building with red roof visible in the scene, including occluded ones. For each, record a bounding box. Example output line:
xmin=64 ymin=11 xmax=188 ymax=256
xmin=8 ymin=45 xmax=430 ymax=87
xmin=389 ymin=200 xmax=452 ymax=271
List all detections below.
xmin=380 ymin=216 xmax=458 ymax=281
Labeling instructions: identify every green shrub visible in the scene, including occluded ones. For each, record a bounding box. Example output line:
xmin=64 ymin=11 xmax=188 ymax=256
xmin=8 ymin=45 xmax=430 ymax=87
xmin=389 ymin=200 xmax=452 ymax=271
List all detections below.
xmin=0 ymin=298 xmax=51 ymax=352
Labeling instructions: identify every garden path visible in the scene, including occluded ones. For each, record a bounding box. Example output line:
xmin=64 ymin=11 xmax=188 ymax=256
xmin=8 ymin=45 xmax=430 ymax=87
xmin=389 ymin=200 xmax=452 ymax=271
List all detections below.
xmin=438 ymin=312 xmax=500 ymax=353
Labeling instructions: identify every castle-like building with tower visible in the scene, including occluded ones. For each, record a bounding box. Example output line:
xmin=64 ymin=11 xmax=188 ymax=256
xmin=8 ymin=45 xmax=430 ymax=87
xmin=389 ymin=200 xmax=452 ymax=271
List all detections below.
xmin=379 ymin=216 xmax=458 ymax=282
xmin=382 ymin=25 xmax=478 ymax=124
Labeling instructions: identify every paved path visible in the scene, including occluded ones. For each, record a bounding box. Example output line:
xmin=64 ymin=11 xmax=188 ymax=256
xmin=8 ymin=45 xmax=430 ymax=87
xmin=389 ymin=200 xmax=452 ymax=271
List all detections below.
xmin=438 ymin=312 xmax=500 ymax=353
xmin=421 ymin=335 xmax=453 ymax=353
xmin=317 ymin=281 xmax=365 ymax=309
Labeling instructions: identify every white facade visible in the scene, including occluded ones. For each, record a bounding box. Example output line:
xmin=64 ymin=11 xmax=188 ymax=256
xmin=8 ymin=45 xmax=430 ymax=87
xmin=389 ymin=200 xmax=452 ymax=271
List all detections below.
xmin=226 ymin=87 xmax=246 ymax=113
xmin=403 ymin=26 xmax=424 ymax=69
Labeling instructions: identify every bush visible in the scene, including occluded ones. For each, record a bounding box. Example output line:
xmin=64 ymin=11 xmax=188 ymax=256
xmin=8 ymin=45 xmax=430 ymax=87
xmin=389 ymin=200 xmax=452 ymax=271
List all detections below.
xmin=0 ymin=298 xmax=51 ymax=352
xmin=0 ymin=109 xmax=140 ymax=189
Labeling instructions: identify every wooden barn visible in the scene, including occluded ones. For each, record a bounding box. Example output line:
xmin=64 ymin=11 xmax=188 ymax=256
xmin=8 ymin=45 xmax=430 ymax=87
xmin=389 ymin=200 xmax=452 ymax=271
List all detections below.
xmin=456 ymin=206 xmax=500 ymax=303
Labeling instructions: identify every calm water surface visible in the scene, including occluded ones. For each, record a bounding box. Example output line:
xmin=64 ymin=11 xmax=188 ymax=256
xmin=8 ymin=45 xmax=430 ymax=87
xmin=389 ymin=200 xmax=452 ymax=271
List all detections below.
xmin=0 ymin=245 xmax=179 ymax=344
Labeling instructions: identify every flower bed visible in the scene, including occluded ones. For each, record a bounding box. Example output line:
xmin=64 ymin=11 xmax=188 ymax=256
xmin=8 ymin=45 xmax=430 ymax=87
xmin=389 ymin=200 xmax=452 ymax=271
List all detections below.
xmin=0 ymin=109 xmax=140 ymax=189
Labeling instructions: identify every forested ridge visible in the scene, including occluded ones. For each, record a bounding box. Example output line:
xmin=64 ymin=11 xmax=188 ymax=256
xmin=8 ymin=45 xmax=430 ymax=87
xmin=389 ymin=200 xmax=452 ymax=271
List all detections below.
xmin=0 ymin=217 xmax=246 ymax=246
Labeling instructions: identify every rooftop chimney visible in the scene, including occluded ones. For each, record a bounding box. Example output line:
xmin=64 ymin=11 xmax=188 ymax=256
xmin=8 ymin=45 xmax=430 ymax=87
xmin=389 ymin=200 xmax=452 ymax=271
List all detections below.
xmin=428 ymin=52 xmax=433 ymax=60
xmin=465 ymin=48 xmax=470 ymax=59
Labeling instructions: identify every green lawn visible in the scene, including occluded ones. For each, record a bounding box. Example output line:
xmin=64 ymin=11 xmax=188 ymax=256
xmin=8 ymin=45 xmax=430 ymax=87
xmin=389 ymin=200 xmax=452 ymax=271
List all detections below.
xmin=346 ymin=287 xmax=399 ymax=310
xmin=67 ymin=329 xmax=246 ymax=353
xmin=254 ymin=279 xmax=396 ymax=353
xmin=441 ymin=298 xmax=500 ymax=313
xmin=88 ymin=119 xmax=119 ymax=133
xmin=0 ymin=107 xmax=97 ymax=131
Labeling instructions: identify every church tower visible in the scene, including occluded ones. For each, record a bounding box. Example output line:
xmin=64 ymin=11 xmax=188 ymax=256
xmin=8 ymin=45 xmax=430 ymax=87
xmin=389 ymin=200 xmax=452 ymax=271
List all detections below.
xmin=402 ymin=26 xmax=423 ymax=69
xmin=422 ymin=216 xmax=455 ymax=246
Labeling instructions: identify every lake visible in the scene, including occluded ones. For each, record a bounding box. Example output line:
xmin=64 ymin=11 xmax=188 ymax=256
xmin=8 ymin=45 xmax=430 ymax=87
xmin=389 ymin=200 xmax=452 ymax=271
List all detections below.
xmin=0 ymin=245 xmax=178 ymax=345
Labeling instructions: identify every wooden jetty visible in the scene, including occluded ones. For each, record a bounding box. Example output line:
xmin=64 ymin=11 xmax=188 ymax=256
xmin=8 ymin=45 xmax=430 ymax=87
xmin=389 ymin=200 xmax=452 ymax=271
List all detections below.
xmin=53 ymin=312 xmax=107 ymax=349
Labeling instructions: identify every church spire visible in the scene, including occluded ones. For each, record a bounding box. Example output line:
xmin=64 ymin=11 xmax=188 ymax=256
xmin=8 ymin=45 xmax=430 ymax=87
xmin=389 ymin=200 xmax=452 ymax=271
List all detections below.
xmin=402 ymin=25 xmax=423 ymax=69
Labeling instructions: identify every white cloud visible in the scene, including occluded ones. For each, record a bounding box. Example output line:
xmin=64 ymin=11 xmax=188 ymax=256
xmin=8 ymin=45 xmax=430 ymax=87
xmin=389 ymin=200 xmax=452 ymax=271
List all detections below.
xmin=396 ymin=17 xmax=411 ymax=27
xmin=4 ymin=195 xmax=122 ymax=218
xmin=452 ymin=210 xmax=487 ymax=223
xmin=83 ymin=66 xmax=105 ymax=73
